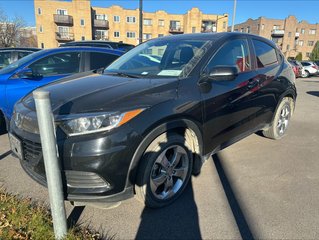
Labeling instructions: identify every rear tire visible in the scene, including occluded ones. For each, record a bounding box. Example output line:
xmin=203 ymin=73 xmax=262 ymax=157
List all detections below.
xmin=262 ymin=97 xmax=294 ymax=140
xmin=302 ymin=70 xmax=310 ymax=78
xmin=135 ymin=132 xmax=193 ymax=208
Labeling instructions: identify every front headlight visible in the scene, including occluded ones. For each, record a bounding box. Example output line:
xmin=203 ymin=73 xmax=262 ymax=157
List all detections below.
xmin=58 ymin=109 xmax=144 ymax=136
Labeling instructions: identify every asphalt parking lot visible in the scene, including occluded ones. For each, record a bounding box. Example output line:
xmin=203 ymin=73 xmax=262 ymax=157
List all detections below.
xmin=1 ymin=77 xmax=319 ymax=239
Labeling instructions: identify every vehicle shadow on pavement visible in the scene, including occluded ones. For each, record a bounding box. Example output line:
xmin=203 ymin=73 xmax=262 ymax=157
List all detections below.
xmin=307 ymin=91 xmax=319 ymax=97
xmin=0 ymin=150 xmax=11 ymax=160
xmin=135 ymin=182 xmax=201 ymax=240
xmin=212 ymin=153 xmax=255 ymax=240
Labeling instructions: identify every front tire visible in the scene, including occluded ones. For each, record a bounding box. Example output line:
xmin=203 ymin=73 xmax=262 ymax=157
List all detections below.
xmin=135 ymin=132 xmax=193 ymax=208
xmin=0 ymin=112 xmax=6 ymax=134
xmin=302 ymin=70 xmax=310 ymax=78
xmin=262 ymin=97 xmax=294 ymax=140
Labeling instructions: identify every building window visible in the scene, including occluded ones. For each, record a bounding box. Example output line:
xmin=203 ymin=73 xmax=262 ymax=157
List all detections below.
xmin=306 ymin=52 xmax=311 ymax=57
xmin=114 ymin=16 xmax=120 ymax=22
xmin=192 ymin=27 xmax=196 ymax=33
xmin=143 ymin=33 xmax=152 ymax=40
xmin=143 ymin=19 xmax=152 ymax=26
xmin=38 ymin=8 xmax=42 ymax=15
xmin=39 ymin=25 xmax=43 ymax=33
xmin=158 ymin=34 xmax=164 ymax=37
xmin=261 ymin=24 xmax=265 ymax=30
xmin=114 ymin=31 xmax=120 ymax=38
xmin=126 ymin=16 xmax=136 ymax=23
xmin=308 ymin=41 xmax=314 ymax=46
xmin=309 ymin=29 xmax=316 ymax=35
xmin=158 ymin=19 xmax=164 ymax=26
xmin=257 ymin=24 xmax=260 ymax=31
xmin=273 ymin=25 xmax=280 ymax=30
xmin=288 ymin=32 xmax=292 ymax=37
xmin=95 ymin=30 xmax=107 ymax=40
xmin=57 ymin=9 xmax=68 ymax=15
xmin=41 ymin=43 xmax=44 ymax=49
xmin=223 ymin=21 xmax=226 ymax=29
xmin=246 ymin=27 xmax=250 ymax=33
xmin=80 ymin=19 xmax=85 ymax=26
xmin=240 ymin=28 xmax=244 ymax=32
xmin=95 ymin=14 xmax=107 ymax=20
xmin=126 ymin=31 xmax=135 ymax=38
xmin=301 ymin=28 xmax=305 ymax=34
xmin=286 ymin=44 xmax=290 ymax=51
xmin=170 ymin=20 xmax=181 ymax=31
xmin=299 ymin=40 xmax=304 ymax=46
xmin=81 ymin=36 xmax=85 ymax=41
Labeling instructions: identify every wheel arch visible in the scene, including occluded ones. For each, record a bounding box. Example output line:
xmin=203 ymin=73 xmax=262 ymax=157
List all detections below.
xmin=125 ymin=118 xmax=204 ymax=190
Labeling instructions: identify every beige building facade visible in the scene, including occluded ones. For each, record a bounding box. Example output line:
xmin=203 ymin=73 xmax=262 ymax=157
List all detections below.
xmin=232 ymin=16 xmax=319 ymax=60
xmin=34 ymin=0 xmax=228 ymax=49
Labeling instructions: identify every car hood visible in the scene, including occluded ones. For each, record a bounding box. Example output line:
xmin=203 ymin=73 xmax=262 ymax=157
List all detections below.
xmin=22 ymin=73 xmax=178 ymax=115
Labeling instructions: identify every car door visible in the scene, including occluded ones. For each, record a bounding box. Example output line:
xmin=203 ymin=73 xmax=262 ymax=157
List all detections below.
xmin=249 ymin=38 xmax=283 ymax=128
xmin=200 ymin=37 xmax=261 ymax=153
xmin=4 ymin=51 xmax=82 ymax=118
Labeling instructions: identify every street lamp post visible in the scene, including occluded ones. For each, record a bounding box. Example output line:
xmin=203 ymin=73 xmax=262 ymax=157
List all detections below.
xmin=231 ymin=0 xmax=237 ymax=32
xmin=139 ymin=0 xmax=143 ymax=44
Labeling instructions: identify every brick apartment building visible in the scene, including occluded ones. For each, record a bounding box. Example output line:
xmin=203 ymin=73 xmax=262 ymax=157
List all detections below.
xmin=232 ymin=16 xmax=319 ymax=60
xmin=34 ymin=0 xmax=229 ymax=48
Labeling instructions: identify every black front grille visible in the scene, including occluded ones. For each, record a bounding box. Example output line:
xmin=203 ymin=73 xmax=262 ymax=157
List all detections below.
xmin=22 ymin=139 xmax=42 ymax=166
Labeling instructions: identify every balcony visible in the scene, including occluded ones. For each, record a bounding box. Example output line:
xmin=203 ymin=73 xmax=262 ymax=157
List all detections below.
xmin=169 ymin=26 xmax=184 ymax=34
xmin=55 ymin=32 xmax=74 ymax=42
xmin=94 ymin=35 xmax=109 ymax=41
xmin=271 ymin=29 xmax=285 ymax=37
xmin=54 ymin=14 xmax=73 ymax=25
xmin=93 ymin=19 xmax=109 ymax=29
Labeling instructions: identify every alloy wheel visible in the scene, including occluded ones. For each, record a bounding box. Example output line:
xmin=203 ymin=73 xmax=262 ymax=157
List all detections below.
xmin=150 ymin=145 xmax=189 ymax=200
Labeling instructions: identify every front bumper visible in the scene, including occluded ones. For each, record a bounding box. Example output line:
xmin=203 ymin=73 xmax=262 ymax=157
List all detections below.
xmin=10 ymin=116 xmax=143 ymax=203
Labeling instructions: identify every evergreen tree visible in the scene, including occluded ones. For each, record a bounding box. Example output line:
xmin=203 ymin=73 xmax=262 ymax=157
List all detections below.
xmin=295 ymin=52 xmax=302 ymax=61
xmin=310 ymin=41 xmax=319 ymax=60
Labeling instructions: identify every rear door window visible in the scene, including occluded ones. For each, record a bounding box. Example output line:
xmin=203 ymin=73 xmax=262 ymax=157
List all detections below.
xmin=252 ymin=40 xmax=278 ymax=68
xmin=29 ymin=52 xmax=81 ymax=76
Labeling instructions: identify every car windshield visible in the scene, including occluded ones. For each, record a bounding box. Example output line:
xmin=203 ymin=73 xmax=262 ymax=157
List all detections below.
xmin=0 ymin=50 xmax=43 ymax=75
xmin=105 ymin=38 xmax=212 ymax=78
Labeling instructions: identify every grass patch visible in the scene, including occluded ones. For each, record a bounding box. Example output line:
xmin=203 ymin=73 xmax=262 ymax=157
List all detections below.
xmin=0 ymin=188 xmax=104 ymax=239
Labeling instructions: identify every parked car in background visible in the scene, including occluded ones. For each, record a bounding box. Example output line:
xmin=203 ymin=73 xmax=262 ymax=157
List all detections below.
xmin=300 ymin=61 xmax=319 ymax=77
xmin=313 ymin=60 xmax=319 ymax=67
xmin=61 ymin=41 xmax=135 ymax=52
xmin=0 ymin=48 xmax=40 ymax=69
xmin=10 ymin=33 xmax=296 ymax=208
xmin=288 ymin=59 xmax=300 ymax=78
xmin=0 ymin=47 xmax=123 ymax=131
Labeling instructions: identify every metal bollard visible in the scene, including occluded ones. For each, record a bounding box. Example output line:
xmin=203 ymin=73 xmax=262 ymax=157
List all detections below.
xmin=33 ymin=90 xmax=67 ymax=240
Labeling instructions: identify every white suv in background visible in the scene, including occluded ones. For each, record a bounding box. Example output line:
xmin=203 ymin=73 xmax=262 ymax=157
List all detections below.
xmin=301 ymin=61 xmax=319 ymax=77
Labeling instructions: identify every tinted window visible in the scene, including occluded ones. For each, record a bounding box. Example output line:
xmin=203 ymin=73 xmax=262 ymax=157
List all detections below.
xmin=253 ymin=40 xmax=278 ymax=68
xmin=90 ymin=52 xmax=119 ymax=70
xmin=301 ymin=62 xmax=310 ymax=66
xmin=17 ymin=51 xmax=32 ymax=60
xmin=0 ymin=52 xmax=12 ymax=66
xmin=206 ymin=39 xmax=251 ymax=73
xmin=29 ymin=52 xmax=80 ymax=76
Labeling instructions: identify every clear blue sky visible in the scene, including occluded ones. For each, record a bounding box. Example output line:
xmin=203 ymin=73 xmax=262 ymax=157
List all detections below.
xmin=1 ymin=0 xmax=319 ymax=27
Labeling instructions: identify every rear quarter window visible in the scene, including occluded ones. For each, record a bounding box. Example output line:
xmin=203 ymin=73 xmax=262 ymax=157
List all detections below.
xmin=252 ymin=40 xmax=278 ymax=68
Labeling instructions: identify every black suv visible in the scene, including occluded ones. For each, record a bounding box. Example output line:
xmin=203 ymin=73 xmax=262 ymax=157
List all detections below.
xmin=10 ymin=33 xmax=296 ymax=208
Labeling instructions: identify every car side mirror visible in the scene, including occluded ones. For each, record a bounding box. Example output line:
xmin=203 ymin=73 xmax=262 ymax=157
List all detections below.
xmin=201 ymin=66 xmax=239 ymax=83
xmin=19 ymin=68 xmax=42 ymax=80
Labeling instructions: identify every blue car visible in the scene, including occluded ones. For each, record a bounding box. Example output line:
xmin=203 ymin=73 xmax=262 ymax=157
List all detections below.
xmin=0 ymin=47 xmax=123 ymax=130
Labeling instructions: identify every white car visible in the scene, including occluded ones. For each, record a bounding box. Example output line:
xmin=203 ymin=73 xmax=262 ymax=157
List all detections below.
xmin=301 ymin=61 xmax=319 ymax=78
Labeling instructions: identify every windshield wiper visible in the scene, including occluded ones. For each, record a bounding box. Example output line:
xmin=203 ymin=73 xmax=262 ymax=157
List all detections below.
xmin=104 ymin=71 xmax=139 ymax=78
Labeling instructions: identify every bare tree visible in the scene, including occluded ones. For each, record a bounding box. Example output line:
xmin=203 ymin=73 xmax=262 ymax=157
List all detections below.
xmin=0 ymin=9 xmax=25 ymax=47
